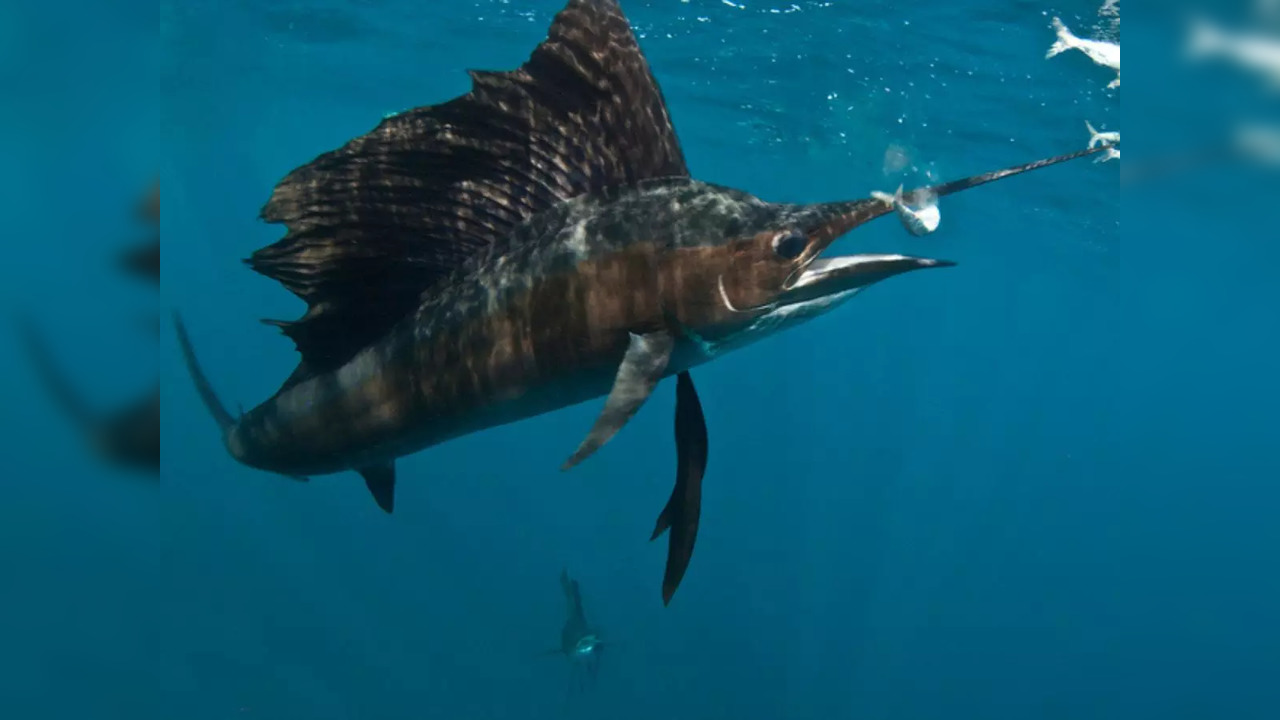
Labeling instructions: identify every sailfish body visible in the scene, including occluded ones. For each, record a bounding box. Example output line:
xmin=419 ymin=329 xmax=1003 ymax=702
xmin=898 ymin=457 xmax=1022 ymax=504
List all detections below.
xmin=175 ymin=0 xmax=1112 ymax=605
xmin=209 ymin=182 xmax=750 ymax=477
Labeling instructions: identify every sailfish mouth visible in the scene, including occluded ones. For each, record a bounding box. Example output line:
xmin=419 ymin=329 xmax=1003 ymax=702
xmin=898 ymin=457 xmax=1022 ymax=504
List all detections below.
xmin=782 ymin=254 xmax=955 ymax=304
xmin=780 ymin=143 xmax=1113 ymax=303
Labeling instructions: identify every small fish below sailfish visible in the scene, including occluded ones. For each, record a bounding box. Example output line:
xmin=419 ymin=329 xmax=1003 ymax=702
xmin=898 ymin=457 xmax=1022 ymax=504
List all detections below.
xmin=172 ymin=0 xmax=1114 ymax=606
xmin=540 ymin=568 xmax=607 ymax=696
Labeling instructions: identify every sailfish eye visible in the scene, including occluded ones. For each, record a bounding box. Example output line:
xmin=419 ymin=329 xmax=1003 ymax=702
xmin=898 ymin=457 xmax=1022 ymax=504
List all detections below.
xmin=771 ymin=230 xmax=808 ymax=260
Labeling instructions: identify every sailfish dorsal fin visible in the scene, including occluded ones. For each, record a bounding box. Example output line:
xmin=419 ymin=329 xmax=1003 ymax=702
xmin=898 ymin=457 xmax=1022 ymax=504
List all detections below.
xmin=249 ymin=0 xmax=689 ymax=388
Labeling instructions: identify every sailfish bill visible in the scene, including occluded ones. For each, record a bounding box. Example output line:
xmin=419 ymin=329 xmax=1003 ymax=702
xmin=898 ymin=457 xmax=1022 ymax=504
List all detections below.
xmin=171 ymin=0 xmax=1113 ymax=605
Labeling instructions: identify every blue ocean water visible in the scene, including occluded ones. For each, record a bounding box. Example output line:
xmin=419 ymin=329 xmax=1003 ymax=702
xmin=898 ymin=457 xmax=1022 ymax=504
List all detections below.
xmin=2 ymin=0 xmax=1278 ymax=718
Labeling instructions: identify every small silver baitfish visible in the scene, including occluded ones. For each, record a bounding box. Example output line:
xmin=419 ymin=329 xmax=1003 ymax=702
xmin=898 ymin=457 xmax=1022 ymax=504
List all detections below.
xmin=871 ymin=184 xmax=941 ymax=236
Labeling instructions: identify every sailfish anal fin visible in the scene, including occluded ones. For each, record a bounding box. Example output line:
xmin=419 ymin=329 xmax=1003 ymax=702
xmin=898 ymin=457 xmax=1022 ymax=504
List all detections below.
xmin=249 ymin=0 xmax=689 ymax=393
xmin=650 ymin=370 xmax=708 ymax=606
xmin=562 ymin=330 xmax=674 ymax=470
xmin=359 ymin=463 xmax=397 ymax=514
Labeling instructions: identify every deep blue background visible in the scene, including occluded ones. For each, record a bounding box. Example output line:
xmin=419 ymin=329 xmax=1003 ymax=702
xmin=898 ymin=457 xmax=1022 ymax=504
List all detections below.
xmin=3 ymin=1 xmax=1278 ymax=718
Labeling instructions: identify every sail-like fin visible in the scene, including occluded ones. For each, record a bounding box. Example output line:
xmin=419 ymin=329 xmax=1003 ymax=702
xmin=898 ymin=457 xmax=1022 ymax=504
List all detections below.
xmin=561 ymin=330 xmax=673 ymax=470
xmin=250 ymin=0 xmax=689 ymax=386
xmin=359 ymin=463 xmax=397 ymax=514
xmin=650 ymin=371 xmax=708 ymax=606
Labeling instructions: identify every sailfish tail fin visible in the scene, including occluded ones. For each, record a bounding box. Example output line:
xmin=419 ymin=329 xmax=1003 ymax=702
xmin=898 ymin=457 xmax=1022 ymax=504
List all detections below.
xmin=171 ymin=312 xmax=236 ymax=434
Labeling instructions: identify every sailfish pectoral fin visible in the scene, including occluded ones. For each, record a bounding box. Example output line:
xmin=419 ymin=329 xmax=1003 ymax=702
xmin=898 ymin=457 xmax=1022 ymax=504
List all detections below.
xmin=359 ymin=463 xmax=396 ymax=514
xmin=650 ymin=370 xmax=708 ymax=606
xmin=561 ymin=330 xmax=674 ymax=471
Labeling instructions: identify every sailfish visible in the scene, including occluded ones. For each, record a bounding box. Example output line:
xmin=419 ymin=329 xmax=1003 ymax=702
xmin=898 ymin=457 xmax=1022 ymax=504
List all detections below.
xmin=173 ymin=0 xmax=1113 ymax=605
xmin=546 ymin=568 xmax=605 ymax=693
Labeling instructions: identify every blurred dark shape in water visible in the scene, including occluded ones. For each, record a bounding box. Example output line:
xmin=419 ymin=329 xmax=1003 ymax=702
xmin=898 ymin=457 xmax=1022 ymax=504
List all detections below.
xmin=120 ymin=241 xmax=159 ymax=284
xmin=540 ymin=568 xmax=606 ymax=705
xmin=14 ymin=180 xmax=162 ymax=476
xmin=120 ymin=180 xmax=159 ymax=284
xmin=16 ymin=319 xmax=160 ymax=476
